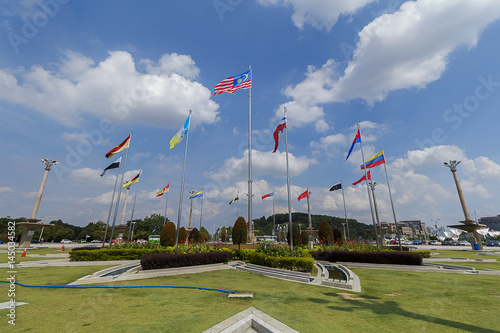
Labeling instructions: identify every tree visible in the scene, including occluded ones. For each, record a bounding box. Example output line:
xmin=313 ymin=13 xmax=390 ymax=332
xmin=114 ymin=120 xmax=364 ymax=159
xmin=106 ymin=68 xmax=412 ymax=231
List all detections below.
xmin=220 ymin=226 xmax=227 ymax=242
xmin=188 ymin=228 xmax=201 ymax=243
xmin=232 ymin=216 xmax=247 ymax=249
xmin=178 ymin=227 xmax=188 ymax=244
xmin=160 ymin=222 xmax=176 ymax=247
xmin=200 ymin=226 xmax=210 ymax=242
xmin=287 ymin=224 xmax=301 ymax=247
xmin=301 ymin=231 xmax=309 ymax=246
xmin=333 ymin=228 xmax=343 ymax=244
xmin=75 ymin=221 xmax=107 ymax=241
xmin=318 ymin=221 xmax=333 ymax=245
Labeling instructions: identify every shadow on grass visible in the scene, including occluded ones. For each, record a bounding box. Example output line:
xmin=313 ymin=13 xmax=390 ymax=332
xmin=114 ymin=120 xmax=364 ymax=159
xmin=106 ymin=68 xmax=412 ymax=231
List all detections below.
xmin=325 ymin=294 xmax=499 ymax=333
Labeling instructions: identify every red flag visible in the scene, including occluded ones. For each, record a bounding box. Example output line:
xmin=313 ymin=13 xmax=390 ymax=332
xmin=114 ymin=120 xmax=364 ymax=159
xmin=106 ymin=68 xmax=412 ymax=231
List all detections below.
xmin=352 ymin=170 xmax=371 ymax=185
xmin=273 ymin=123 xmax=286 ymax=153
xmin=297 ymin=189 xmax=309 ymax=201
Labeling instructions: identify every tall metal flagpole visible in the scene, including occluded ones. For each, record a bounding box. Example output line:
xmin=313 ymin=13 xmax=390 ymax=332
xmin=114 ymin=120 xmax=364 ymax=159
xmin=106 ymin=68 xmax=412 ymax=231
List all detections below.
xmin=127 ymin=180 xmax=139 ymax=241
xmin=199 ymin=188 xmax=204 ymax=231
xmin=108 ymin=130 xmax=132 ymax=248
xmin=369 ymin=181 xmax=384 ymax=245
xmin=341 ymin=179 xmax=350 ymax=240
xmin=381 ymin=148 xmax=402 ymax=250
xmin=248 ymin=65 xmax=253 ymax=243
xmin=163 ymin=183 xmax=170 ymax=226
xmin=175 ymin=110 xmax=192 ymax=254
xmin=357 ymin=124 xmax=380 ymax=251
xmin=272 ymin=191 xmax=276 ymax=243
xmin=284 ymin=107 xmax=293 ymax=255
xmin=306 ymin=187 xmax=312 ymax=248
xmin=102 ymin=153 xmax=122 ymax=246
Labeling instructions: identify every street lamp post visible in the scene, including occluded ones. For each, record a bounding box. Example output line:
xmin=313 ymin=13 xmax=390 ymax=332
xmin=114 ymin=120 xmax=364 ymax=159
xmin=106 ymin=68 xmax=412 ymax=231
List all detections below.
xmin=444 ymin=160 xmax=486 ymax=250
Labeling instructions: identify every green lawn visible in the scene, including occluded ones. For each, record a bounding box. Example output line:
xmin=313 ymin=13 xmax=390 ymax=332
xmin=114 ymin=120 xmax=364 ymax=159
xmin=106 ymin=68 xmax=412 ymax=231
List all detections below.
xmin=429 ymin=250 xmax=500 ymax=270
xmin=1 ymin=264 xmax=499 ymax=332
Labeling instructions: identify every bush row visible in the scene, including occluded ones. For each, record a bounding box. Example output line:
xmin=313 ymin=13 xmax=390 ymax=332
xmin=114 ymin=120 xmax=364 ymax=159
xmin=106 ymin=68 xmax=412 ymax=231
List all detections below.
xmin=310 ymin=250 xmax=423 ymax=265
xmin=246 ymin=251 xmax=315 ymax=272
xmin=69 ymin=248 xmax=165 ymax=261
xmin=141 ymin=251 xmax=232 ymax=270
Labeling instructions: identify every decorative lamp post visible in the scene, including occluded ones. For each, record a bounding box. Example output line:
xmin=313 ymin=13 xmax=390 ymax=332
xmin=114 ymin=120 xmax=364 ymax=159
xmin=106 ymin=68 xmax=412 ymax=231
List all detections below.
xmin=444 ymin=160 xmax=486 ymax=250
xmin=18 ymin=158 xmax=57 ymax=248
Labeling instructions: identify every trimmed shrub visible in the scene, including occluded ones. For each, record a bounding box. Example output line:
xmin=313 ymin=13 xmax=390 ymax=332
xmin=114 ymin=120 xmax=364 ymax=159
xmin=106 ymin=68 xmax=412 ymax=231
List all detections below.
xmin=188 ymin=228 xmax=201 ymax=244
xmin=310 ymin=250 xmax=423 ymax=265
xmin=160 ymin=222 xmax=176 ymax=247
xmin=333 ymin=228 xmax=343 ymax=244
xmin=247 ymin=251 xmax=314 ymax=272
xmin=70 ymin=248 xmax=165 ymax=261
xmin=178 ymin=227 xmax=188 ymax=244
xmin=318 ymin=221 xmax=333 ymax=245
xmin=232 ymin=216 xmax=247 ymax=249
xmin=301 ymin=231 xmax=310 ymax=246
xmin=141 ymin=251 xmax=232 ymax=270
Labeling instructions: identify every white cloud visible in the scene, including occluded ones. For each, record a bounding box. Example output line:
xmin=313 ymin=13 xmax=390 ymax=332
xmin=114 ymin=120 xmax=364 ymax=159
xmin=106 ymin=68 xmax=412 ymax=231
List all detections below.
xmin=206 ymin=149 xmax=316 ymax=183
xmin=0 ymin=186 xmax=14 ymax=193
xmin=0 ymin=50 xmax=219 ymax=128
xmin=70 ymin=168 xmax=140 ymax=186
xmin=279 ymin=0 xmax=500 ymax=127
xmin=257 ymin=0 xmax=376 ymax=31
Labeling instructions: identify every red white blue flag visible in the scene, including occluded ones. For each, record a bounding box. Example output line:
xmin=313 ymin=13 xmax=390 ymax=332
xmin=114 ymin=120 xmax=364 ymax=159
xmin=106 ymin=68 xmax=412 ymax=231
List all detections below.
xmin=345 ymin=129 xmax=361 ymax=161
xmin=214 ymin=70 xmax=252 ymax=95
xmin=272 ymin=116 xmax=286 ymax=153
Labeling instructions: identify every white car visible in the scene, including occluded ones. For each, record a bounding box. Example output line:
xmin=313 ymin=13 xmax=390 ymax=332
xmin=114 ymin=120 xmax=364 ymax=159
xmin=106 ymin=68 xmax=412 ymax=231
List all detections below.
xmin=458 ymin=240 xmax=470 ymax=246
xmin=60 ymin=239 xmax=72 ymax=244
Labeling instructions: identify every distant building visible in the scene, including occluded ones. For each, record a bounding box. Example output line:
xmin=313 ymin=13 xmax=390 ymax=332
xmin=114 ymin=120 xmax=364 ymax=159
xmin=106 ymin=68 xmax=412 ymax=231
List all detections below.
xmin=379 ymin=220 xmax=427 ymax=238
xmin=478 ymin=215 xmax=500 ymax=231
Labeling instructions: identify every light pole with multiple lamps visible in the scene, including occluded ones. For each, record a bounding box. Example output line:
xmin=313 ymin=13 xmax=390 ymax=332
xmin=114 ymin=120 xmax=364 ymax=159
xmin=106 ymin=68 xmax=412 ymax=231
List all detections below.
xmin=444 ymin=160 xmax=485 ymax=250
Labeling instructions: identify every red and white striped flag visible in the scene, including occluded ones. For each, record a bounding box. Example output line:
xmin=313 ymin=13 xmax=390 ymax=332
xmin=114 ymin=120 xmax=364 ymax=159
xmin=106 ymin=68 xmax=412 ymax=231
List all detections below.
xmin=214 ymin=70 xmax=252 ymax=95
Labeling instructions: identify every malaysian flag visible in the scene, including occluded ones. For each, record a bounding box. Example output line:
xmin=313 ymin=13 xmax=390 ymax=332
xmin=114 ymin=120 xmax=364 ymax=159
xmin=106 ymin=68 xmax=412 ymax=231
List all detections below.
xmin=214 ymin=70 xmax=252 ymax=95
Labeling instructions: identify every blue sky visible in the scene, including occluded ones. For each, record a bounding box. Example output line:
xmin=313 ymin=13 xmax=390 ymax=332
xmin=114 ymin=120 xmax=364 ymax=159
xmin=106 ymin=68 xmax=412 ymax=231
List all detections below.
xmin=1 ymin=0 xmax=500 ymax=233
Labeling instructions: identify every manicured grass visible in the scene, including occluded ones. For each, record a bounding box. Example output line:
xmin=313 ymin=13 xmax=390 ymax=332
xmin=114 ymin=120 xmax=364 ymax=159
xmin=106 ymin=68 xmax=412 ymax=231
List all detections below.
xmin=1 ymin=265 xmax=499 ymax=332
xmin=430 ymin=250 xmax=500 ymax=270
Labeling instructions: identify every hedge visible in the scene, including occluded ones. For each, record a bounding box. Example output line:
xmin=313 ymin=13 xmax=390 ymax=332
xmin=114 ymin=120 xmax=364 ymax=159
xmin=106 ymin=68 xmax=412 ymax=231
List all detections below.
xmin=70 ymin=248 xmax=165 ymax=261
xmin=310 ymin=250 xmax=422 ymax=265
xmin=246 ymin=252 xmax=314 ymax=272
xmin=141 ymin=251 xmax=232 ymax=270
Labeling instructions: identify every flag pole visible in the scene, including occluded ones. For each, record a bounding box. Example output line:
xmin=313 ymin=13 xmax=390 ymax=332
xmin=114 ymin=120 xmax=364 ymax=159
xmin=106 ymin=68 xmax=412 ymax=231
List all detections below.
xmin=199 ymin=188 xmax=204 ymax=231
xmin=127 ymin=178 xmax=139 ymax=241
xmin=369 ymin=180 xmax=384 ymax=245
xmin=357 ymin=124 xmax=380 ymax=251
xmin=248 ymin=65 xmax=253 ymax=243
xmin=306 ymin=187 xmax=312 ymax=248
xmin=174 ymin=110 xmax=192 ymax=254
xmin=272 ymin=191 xmax=276 ymax=243
xmin=102 ymin=153 xmax=122 ymax=246
xmin=284 ymin=107 xmax=293 ymax=255
xmin=108 ymin=130 xmax=132 ymax=248
xmin=163 ymin=183 xmax=170 ymax=227
xmin=236 ymin=191 xmax=239 ymax=218
xmin=381 ymin=147 xmax=402 ymax=250
xmin=341 ymin=179 xmax=350 ymax=240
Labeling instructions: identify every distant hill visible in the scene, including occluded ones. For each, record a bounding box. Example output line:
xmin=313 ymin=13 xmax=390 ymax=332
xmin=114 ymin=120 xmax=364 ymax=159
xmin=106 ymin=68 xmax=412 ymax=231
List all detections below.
xmin=252 ymin=213 xmax=376 ymax=240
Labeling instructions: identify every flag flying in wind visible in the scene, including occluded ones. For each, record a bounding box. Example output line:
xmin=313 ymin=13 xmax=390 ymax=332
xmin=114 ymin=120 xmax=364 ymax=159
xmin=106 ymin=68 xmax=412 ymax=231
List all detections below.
xmin=229 ymin=194 xmax=239 ymax=205
xmin=189 ymin=190 xmax=203 ymax=199
xmin=106 ymin=134 xmax=131 ymax=158
xmin=329 ymin=182 xmax=342 ymax=192
xmin=123 ymin=171 xmax=141 ymax=189
xmin=156 ymin=184 xmax=170 ymax=197
xmin=272 ymin=117 xmax=287 ymax=153
xmin=361 ymin=151 xmax=385 ymax=169
xmin=352 ymin=170 xmax=371 ymax=185
xmin=100 ymin=156 xmax=121 ymax=177
xmin=214 ymin=70 xmax=252 ymax=96
xmin=262 ymin=192 xmax=274 ymax=200
xmin=345 ymin=129 xmax=361 ymax=161
xmin=170 ymin=113 xmax=191 ymax=149
xmin=297 ymin=190 xmax=309 ymax=201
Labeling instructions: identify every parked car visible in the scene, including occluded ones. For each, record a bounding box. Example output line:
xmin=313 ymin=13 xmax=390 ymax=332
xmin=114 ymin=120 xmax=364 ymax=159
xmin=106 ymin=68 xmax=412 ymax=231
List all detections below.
xmin=60 ymin=239 xmax=72 ymax=244
xmin=31 ymin=239 xmax=40 ymax=243
xmin=458 ymin=240 xmax=470 ymax=246
xmin=428 ymin=240 xmax=440 ymax=245
xmin=412 ymin=240 xmax=423 ymax=245
xmin=90 ymin=240 xmax=103 ymax=243
xmin=485 ymin=240 xmax=499 ymax=247
xmin=441 ymin=240 xmax=453 ymax=246
xmin=390 ymin=240 xmax=398 ymax=245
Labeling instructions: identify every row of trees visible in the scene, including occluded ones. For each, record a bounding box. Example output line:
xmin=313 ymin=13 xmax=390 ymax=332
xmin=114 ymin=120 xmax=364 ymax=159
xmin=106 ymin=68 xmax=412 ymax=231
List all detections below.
xmin=159 ymin=222 xmax=210 ymax=246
